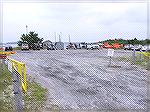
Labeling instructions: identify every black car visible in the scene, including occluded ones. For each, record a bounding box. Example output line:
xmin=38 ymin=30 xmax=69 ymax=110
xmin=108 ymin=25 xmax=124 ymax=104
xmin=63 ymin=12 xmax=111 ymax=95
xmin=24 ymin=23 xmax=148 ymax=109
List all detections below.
xmin=47 ymin=44 xmax=56 ymax=50
xmin=5 ymin=46 xmax=13 ymax=51
xmin=32 ymin=43 xmax=40 ymax=50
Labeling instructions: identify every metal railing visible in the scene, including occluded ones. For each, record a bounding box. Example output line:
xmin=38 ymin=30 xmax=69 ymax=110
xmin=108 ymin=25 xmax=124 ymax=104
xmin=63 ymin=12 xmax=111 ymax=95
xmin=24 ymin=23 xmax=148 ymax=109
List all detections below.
xmin=7 ymin=58 xmax=27 ymax=93
xmin=0 ymin=51 xmax=27 ymax=111
xmin=4 ymin=57 xmax=27 ymax=111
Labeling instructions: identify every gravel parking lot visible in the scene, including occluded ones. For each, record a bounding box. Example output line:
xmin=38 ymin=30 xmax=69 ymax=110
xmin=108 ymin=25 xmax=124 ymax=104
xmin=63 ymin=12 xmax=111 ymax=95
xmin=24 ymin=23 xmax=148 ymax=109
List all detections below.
xmin=10 ymin=49 xmax=148 ymax=111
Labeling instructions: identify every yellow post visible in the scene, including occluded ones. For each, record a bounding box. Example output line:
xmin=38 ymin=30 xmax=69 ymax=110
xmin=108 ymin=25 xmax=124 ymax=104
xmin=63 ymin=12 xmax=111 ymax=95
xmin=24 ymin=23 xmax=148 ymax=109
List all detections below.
xmin=8 ymin=58 xmax=27 ymax=92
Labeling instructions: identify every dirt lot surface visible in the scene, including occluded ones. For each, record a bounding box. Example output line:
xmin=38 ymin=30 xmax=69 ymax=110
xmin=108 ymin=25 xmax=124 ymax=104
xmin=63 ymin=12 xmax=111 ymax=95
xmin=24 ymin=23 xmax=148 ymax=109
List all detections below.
xmin=10 ymin=49 xmax=148 ymax=111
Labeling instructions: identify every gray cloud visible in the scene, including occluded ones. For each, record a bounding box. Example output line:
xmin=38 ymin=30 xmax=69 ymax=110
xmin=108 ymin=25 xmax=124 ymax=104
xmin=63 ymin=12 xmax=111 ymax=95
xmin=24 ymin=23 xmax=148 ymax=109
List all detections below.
xmin=3 ymin=2 xmax=147 ymax=43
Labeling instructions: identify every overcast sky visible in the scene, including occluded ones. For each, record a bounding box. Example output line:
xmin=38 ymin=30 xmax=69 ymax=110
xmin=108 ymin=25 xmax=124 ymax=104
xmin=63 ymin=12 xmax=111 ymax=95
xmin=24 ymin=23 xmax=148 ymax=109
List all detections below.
xmin=3 ymin=2 xmax=147 ymax=43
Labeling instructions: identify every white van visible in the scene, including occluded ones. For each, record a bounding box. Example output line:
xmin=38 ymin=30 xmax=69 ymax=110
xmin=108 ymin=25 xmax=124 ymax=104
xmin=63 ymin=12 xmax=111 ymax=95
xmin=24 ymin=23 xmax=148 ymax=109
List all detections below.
xmin=21 ymin=43 xmax=29 ymax=50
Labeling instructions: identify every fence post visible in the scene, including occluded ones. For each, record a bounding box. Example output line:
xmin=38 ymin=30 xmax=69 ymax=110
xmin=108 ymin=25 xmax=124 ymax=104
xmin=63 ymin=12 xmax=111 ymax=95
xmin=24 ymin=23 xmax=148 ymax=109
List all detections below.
xmin=2 ymin=59 xmax=5 ymax=70
xmin=5 ymin=58 xmax=8 ymax=69
xmin=0 ymin=58 xmax=5 ymax=75
xmin=132 ymin=48 xmax=136 ymax=64
xmin=109 ymin=56 xmax=112 ymax=66
xmin=12 ymin=68 xmax=23 ymax=112
xmin=139 ymin=49 xmax=142 ymax=63
xmin=0 ymin=59 xmax=2 ymax=75
xmin=147 ymin=57 xmax=150 ymax=70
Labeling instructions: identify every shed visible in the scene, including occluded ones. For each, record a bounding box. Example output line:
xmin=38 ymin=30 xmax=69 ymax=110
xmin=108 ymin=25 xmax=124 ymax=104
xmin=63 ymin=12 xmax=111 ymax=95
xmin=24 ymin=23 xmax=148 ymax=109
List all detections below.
xmin=55 ymin=42 xmax=64 ymax=50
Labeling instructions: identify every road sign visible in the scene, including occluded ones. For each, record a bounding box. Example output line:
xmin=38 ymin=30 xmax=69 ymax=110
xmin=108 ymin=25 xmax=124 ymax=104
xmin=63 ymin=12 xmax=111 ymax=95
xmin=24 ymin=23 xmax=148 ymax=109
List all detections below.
xmin=107 ymin=49 xmax=114 ymax=57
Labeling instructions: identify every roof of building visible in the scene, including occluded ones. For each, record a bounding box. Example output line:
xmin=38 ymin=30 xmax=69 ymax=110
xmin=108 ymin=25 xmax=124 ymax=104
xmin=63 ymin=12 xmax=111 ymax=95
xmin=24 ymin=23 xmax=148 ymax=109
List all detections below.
xmin=43 ymin=40 xmax=52 ymax=43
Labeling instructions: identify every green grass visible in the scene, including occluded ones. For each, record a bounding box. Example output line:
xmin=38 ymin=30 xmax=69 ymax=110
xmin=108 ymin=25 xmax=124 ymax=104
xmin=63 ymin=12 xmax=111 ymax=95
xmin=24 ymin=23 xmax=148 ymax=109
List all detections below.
xmin=115 ymin=53 xmax=149 ymax=69
xmin=116 ymin=56 xmax=131 ymax=62
xmin=13 ymin=47 xmax=21 ymax=50
xmin=23 ymin=80 xmax=48 ymax=111
xmin=0 ymin=63 xmax=14 ymax=112
xmin=0 ymin=63 xmax=48 ymax=112
xmin=136 ymin=54 xmax=149 ymax=68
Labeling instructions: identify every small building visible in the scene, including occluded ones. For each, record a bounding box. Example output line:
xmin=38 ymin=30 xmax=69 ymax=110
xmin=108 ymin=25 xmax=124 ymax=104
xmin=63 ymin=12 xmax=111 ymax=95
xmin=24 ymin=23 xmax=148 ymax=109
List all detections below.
xmin=55 ymin=42 xmax=64 ymax=50
xmin=42 ymin=40 xmax=52 ymax=49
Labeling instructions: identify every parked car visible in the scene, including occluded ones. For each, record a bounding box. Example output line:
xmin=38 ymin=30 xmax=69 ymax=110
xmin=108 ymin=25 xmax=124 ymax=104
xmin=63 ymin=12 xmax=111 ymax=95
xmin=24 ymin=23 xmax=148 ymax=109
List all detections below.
xmin=21 ymin=43 xmax=29 ymax=50
xmin=5 ymin=46 xmax=13 ymax=51
xmin=47 ymin=44 xmax=56 ymax=50
xmin=79 ymin=42 xmax=87 ymax=49
xmin=141 ymin=46 xmax=147 ymax=51
xmin=124 ymin=45 xmax=129 ymax=50
xmin=0 ymin=48 xmax=3 ymax=50
xmin=131 ymin=45 xmax=142 ymax=51
xmin=75 ymin=43 xmax=81 ymax=49
xmin=124 ymin=44 xmax=134 ymax=50
xmin=147 ymin=45 xmax=150 ymax=51
xmin=87 ymin=43 xmax=99 ymax=50
xmin=86 ymin=43 xmax=91 ymax=50
xmin=33 ymin=43 xmax=40 ymax=50
xmin=66 ymin=43 xmax=76 ymax=50
xmin=0 ymin=46 xmax=4 ymax=50
xmin=40 ymin=43 xmax=43 ymax=49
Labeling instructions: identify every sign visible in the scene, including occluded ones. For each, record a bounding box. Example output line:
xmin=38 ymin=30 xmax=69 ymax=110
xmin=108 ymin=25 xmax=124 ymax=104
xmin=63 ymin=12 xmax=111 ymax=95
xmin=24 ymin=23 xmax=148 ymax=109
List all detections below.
xmin=107 ymin=49 xmax=114 ymax=57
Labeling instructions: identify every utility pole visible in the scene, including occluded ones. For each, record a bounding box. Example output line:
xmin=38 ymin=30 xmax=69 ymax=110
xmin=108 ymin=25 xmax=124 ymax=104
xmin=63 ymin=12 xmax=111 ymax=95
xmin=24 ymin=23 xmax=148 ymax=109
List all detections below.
xmin=0 ymin=0 xmax=4 ymax=73
xmin=147 ymin=0 xmax=149 ymax=49
xmin=69 ymin=34 xmax=70 ymax=43
xmin=54 ymin=32 xmax=56 ymax=43
xmin=147 ymin=1 xmax=150 ymax=112
xmin=60 ymin=32 xmax=62 ymax=42
xmin=59 ymin=34 xmax=61 ymax=42
xmin=147 ymin=0 xmax=150 ymax=70
xmin=0 ymin=0 xmax=3 ymax=46
xmin=26 ymin=25 xmax=28 ymax=35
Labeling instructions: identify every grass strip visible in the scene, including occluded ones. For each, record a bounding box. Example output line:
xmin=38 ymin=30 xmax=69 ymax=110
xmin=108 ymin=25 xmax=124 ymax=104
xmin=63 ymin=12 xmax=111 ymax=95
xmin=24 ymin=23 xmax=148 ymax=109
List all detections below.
xmin=0 ymin=62 xmax=48 ymax=112
xmin=0 ymin=62 xmax=14 ymax=111
xmin=23 ymin=79 xmax=48 ymax=111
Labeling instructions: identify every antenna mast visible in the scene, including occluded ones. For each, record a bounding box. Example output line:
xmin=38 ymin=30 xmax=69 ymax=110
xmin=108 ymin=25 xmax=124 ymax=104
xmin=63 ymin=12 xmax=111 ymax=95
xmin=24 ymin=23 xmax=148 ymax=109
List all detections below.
xmin=69 ymin=34 xmax=70 ymax=43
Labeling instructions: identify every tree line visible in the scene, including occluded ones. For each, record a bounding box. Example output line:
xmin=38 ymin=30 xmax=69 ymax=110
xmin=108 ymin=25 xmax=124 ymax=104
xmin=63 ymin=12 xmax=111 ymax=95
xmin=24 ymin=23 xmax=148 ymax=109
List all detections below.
xmin=101 ymin=38 xmax=150 ymax=45
xmin=18 ymin=31 xmax=150 ymax=49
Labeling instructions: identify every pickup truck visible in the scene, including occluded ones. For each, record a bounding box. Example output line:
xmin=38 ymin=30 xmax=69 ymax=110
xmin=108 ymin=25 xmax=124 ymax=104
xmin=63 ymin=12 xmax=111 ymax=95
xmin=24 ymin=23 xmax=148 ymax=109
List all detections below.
xmin=21 ymin=43 xmax=29 ymax=50
xmin=5 ymin=46 xmax=13 ymax=51
xmin=141 ymin=45 xmax=150 ymax=51
xmin=66 ymin=43 xmax=76 ymax=50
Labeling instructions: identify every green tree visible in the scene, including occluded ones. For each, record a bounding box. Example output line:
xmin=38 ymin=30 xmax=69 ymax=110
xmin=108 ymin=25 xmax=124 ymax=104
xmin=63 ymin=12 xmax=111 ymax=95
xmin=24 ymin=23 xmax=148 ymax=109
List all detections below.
xmin=18 ymin=31 xmax=43 ymax=49
xmin=145 ymin=39 xmax=150 ymax=45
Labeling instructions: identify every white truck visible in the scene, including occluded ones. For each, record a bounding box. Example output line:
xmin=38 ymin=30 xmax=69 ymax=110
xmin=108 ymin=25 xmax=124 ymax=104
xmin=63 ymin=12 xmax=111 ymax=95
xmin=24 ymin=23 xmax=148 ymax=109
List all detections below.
xmin=21 ymin=43 xmax=29 ymax=50
xmin=141 ymin=45 xmax=150 ymax=51
xmin=87 ymin=43 xmax=99 ymax=50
